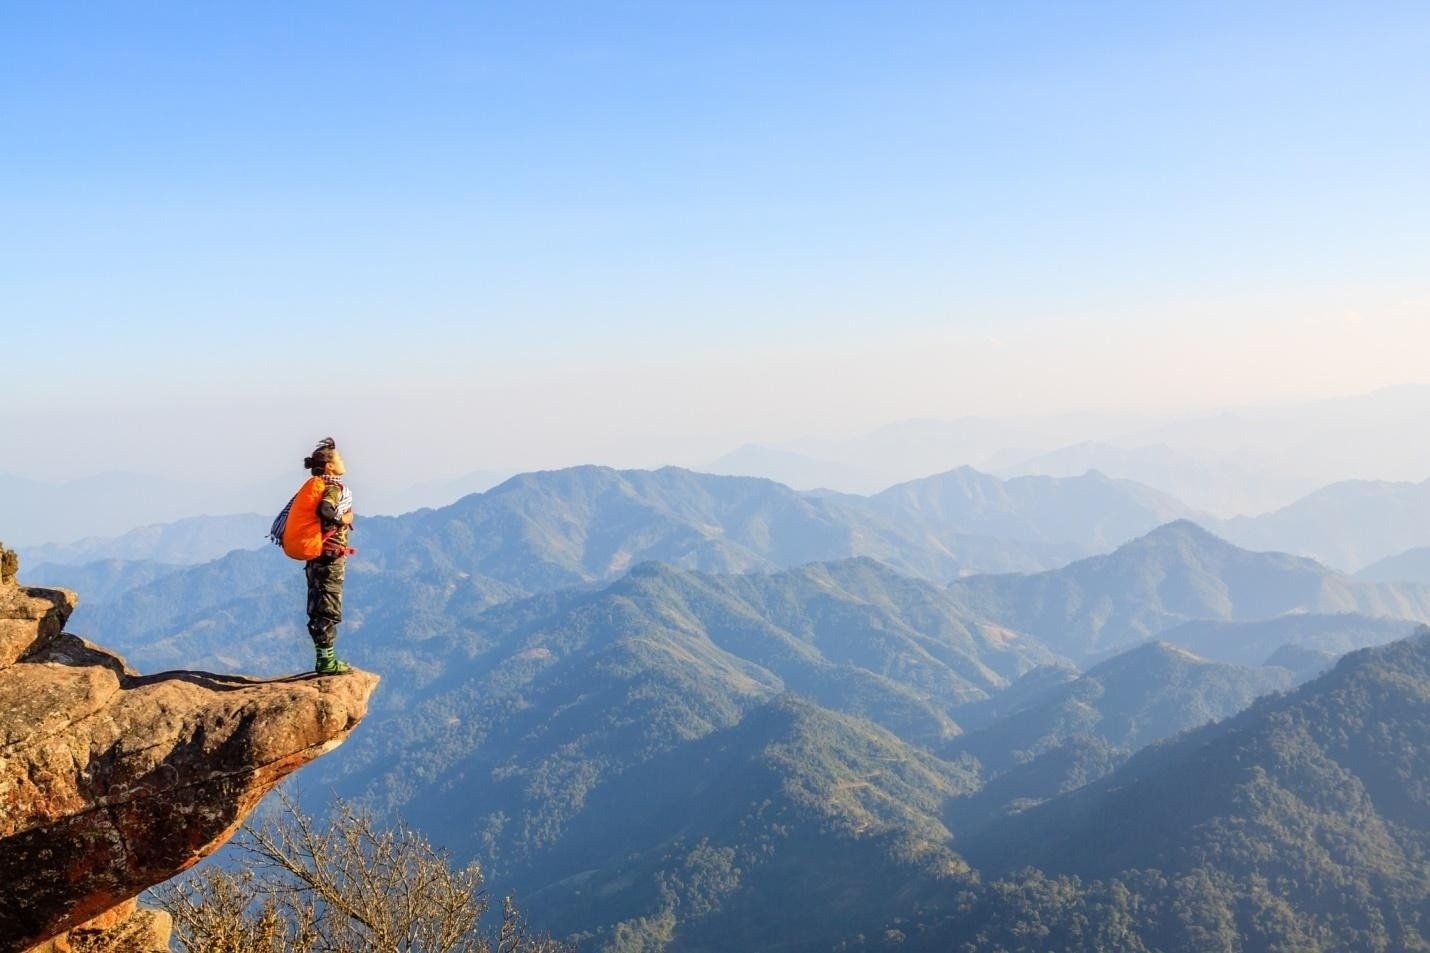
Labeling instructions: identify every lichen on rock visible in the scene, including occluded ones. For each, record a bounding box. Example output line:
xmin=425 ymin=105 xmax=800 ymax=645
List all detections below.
xmin=0 ymin=551 xmax=378 ymax=952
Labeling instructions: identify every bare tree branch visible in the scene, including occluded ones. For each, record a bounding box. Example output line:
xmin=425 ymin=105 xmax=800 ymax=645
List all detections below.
xmin=154 ymin=793 xmax=570 ymax=953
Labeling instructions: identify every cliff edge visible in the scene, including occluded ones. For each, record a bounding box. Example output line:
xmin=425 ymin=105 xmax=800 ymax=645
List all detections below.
xmin=0 ymin=543 xmax=379 ymax=952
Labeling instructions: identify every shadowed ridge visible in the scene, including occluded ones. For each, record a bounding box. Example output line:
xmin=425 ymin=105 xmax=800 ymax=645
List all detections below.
xmin=965 ymin=628 xmax=1430 ymax=878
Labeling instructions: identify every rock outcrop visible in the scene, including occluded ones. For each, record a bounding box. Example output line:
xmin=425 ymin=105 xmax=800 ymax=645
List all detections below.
xmin=0 ymin=543 xmax=379 ymax=952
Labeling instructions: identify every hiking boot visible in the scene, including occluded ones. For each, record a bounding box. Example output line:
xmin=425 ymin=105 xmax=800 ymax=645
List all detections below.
xmin=314 ymin=645 xmax=352 ymax=675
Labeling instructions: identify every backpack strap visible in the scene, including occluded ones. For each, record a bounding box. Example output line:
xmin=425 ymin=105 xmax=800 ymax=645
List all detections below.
xmin=269 ymin=492 xmax=299 ymax=545
xmin=320 ymin=527 xmax=357 ymax=558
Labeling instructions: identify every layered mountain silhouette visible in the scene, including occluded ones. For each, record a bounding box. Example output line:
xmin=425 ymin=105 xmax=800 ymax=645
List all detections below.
xmin=23 ymin=557 xmax=184 ymax=604
xmin=996 ymin=442 xmax=1316 ymax=518
xmin=214 ymin=556 xmax=1060 ymax=948
xmin=1220 ymin=476 xmax=1430 ymax=571
xmin=360 ymin=465 xmax=1194 ymax=585
xmin=71 ymin=465 xmax=1211 ymax=675
xmin=315 ymin=557 xmax=1057 ymax=839
xmin=65 ymin=547 xmax=303 ymax=672
xmin=864 ymin=466 xmax=1196 ymax=555
xmin=20 ymin=512 xmax=269 ymax=566
xmin=946 ymin=641 xmax=1294 ymax=775
xmin=941 ymin=642 xmax=1294 ymax=837
xmin=39 ymin=454 xmax=1430 ymax=951
xmin=944 ymin=632 xmax=1430 ymax=952
xmin=948 ymin=520 xmax=1430 ymax=662
xmin=1154 ymin=612 xmax=1419 ymax=672
xmin=703 ymin=443 xmax=889 ymax=494
xmin=1357 ymin=544 xmax=1430 ymax=584
xmin=742 ymin=411 xmax=1148 ymax=491
xmin=25 ymin=458 xmax=1426 ymax=953
xmin=708 ymin=385 xmax=1430 ymax=506
xmin=0 ymin=472 xmax=267 ymax=547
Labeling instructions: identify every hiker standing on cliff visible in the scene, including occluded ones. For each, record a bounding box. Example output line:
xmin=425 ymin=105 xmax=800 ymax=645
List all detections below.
xmin=270 ymin=437 xmax=356 ymax=674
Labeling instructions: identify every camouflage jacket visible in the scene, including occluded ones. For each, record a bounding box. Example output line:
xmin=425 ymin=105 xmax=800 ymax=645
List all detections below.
xmin=317 ymin=479 xmax=353 ymax=549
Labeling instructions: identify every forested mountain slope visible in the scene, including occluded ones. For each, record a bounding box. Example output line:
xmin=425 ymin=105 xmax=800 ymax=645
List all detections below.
xmin=317 ymin=558 xmax=1058 ymax=837
xmin=947 ymin=641 xmax=1293 ymax=774
xmin=44 ymin=466 xmax=1430 ymax=953
xmin=939 ymin=631 xmax=1430 ymax=953
xmin=940 ymin=642 xmax=1293 ymax=840
xmin=280 ymin=558 xmax=1064 ymax=949
xmin=525 ymin=696 xmax=974 ymax=951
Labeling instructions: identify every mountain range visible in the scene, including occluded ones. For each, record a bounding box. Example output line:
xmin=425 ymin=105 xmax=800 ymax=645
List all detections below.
xmin=703 ymin=444 xmax=890 ymax=494
xmin=267 ymin=558 xmax=1043 ymax=947
xmin=1357 ymin=544 xmax=1430 ymax=584
xmin=319 ymin=581 xmax=1426 ymax=951
xmin=304 ymin=556 xmax=1059 ymax=828
xmin=940 ymin=642 xmax=1295 ymax=838
xmin=58 ymin=464 xmax=1216 ymax=675
xmin=19 ymin=459 xmax=1430 ymax=584
xmin=0 ymin=471 xmax=244 ymax=547
xmin=863 ymin=466 xmax=1195 ymax=556
xmin=66 ymin=522 xmax=1429 ymax=951
xmin=993 ymin=441 xmax=1317 ymax=517
xmin=946 ymin=640 xmax=1294 ymax=776
xmin=1219 ymin=476 xmax=1430 ymax=571
xmin=701 ymin=412 xmax=1149 ymax=497
xmin=20 ymin=558 xmax=185 ymax=604
xmin=525 ymin=694 xmax=972 ymax=950
xmin=703 ymin=385 xmax=1430 ymax=507
xmin=20 ymin=513 xmax=270 ymax=566
xmin=23 ymin=454 xmax=1430 ymax=950
xmin=942 ymin=632 xmax=1430 ymax=952
xmin=948 ymin=520 xmax=1430 ymax=662
xmin=362 ymin=465 xmax=1191 ymax=586
xmin=1153 ymin=612 xmax=1419 ymax=674
xmin=2 ymin=469 xmax=515 ymax=553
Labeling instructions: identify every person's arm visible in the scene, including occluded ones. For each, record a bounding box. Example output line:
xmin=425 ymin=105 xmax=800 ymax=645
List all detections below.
xmin=317 ymin=486 xmax=351 ymax=529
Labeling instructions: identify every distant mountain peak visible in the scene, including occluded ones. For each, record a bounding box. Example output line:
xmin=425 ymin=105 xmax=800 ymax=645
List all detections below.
xmin=1138 ymin=518 xmax=1221 ymax=542
xmin=1080 ymin=640 xmax=1218 ymax=681
xmin=1121 ymin=519 xmax=1335 ymax=573
xmin=950 ymin=515 xmax=1430 ymax=661
xmin=1114 ymin=519 xmax=1279 ymax=561
xmin=878 ymin=464 xmax=996 ymax=495
xmin=1132 ymin=639 xmax=1206 ymax=661
xmin=625 ymin=560 xmax=678 ymax=580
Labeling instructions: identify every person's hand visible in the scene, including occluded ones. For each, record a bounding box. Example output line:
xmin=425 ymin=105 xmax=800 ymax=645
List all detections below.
xmin=342 ymin=512 xmax=354 ymax=525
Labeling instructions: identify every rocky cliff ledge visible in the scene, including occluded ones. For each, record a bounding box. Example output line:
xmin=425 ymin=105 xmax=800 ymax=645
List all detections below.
xmin=0 ymin=544 xmax=379 ymax=952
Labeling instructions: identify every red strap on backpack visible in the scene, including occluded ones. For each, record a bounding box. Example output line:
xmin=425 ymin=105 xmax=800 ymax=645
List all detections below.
xmin=320 ymin=527 xmax=357 ymax=558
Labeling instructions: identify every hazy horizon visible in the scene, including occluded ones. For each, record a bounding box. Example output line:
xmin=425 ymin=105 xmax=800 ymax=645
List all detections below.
xmin=4 ymin=379 xmax=1430 ymax=490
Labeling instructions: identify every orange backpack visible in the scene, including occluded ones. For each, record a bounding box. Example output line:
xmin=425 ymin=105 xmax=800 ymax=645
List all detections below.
xmin=277 ymin=476 xmax=330 ymax=560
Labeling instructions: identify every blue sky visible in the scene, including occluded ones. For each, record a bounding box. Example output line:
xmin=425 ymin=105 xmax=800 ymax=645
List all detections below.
xmin=3 ymin=2 xmax=1429 ymax=482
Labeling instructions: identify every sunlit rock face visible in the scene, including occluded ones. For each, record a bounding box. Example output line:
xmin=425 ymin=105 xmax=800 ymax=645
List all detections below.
xmin=0 ymin=543 xmax=378 ymax=953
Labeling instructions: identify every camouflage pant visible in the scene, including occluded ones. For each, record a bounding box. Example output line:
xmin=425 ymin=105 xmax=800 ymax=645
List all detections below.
xmin=305 ymin=556 xmax=346 ymax=648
